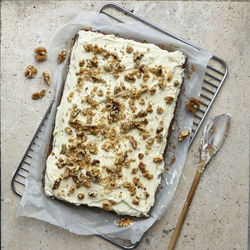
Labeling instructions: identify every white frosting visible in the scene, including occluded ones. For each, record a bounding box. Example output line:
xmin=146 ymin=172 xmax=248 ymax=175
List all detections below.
xmin=44 ymin=30 xmax=185 ymax=217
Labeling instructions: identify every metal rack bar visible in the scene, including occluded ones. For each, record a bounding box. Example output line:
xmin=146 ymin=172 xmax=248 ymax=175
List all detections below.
xmin=11 ymin=3 xmax=228 ymax=249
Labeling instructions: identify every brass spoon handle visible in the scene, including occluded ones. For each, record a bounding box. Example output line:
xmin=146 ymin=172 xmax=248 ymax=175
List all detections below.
xmin=168 ymin=162 xmax=206 ymax=250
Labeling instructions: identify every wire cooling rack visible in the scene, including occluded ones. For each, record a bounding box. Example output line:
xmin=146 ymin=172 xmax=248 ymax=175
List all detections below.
xmin=11 ymin=3 xmax=228 ymax=249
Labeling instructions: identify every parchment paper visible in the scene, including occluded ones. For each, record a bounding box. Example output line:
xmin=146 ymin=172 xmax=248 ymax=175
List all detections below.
xmin=17 ymin=11 xmax=212 ymax=243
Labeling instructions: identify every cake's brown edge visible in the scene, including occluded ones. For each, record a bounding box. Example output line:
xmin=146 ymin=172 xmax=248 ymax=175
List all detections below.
xmin=42 ymin=29 xmax=187 ymax=218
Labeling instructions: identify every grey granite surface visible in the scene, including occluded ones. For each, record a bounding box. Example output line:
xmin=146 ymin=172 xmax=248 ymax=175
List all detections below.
xmin=1 ymin=1 xmax=249 ymax=249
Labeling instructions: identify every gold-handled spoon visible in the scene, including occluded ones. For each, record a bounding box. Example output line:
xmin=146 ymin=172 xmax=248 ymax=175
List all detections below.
xmin=168 ymin=114 xmax=231 ymax=250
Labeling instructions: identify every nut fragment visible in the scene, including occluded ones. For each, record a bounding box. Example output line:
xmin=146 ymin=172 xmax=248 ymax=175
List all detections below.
xmin=64 ymin=127 xmax=73 ymax=135
xmin=57 ymin=50 xmax=67 ymax=63
xmin=32 ymin=89 xmax=46 ymax=100
xmin=132 ymin=199 xmax=139 ymax=205
xmin=77 ymin=193 xmax=84 ymax=199
xmin=186 ymin=97 xmax=200 ymax=113
xmin=34 ymin=47 xmax=47 ymax=61
xmin=25 ymin=65 xmax=38 ymax=79
xmin=43 ymin=72 xmax=51 ymax=85
xmin=178 ymin=130 xmax=190 ymax=141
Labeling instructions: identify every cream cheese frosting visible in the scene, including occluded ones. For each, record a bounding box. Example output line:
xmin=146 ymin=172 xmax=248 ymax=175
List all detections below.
xmin=44 ymin=30 xmax=185 ymax=217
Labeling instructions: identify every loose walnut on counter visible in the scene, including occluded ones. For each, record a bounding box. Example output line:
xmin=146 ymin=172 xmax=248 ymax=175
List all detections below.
xmin=43 ymin=72 xmax=51 ymax=85
xmin=34 ymin=47 xmax=47 ymax=61
xmin=178 ymin=130 xmax=190 ymax=141
xmin=24 ymin=65 xmax=38 ymax=79
xmin=57 ymin=50 xmax=67 ymax=63
xmin=186 ymin=97 xmax=200 ymax=113
xmin=117 ymin=218 xmax=134 ymax=227
xmin=32 ymin=89 xmax=46 ymax=100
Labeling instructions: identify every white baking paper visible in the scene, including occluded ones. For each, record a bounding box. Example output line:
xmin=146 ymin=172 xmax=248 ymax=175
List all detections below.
xmin=17 ymin=11 xmax=212 ymax=244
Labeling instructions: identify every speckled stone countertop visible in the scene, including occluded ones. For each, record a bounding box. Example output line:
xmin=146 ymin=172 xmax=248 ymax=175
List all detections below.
xmin=1 ymin=1 xmax=249 ymax=250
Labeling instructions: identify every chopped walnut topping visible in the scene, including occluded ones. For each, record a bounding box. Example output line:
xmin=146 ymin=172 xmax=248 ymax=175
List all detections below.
xmin=79 ymin=60 xmax=85 ymax=67
xmin=34 ymin=47 xmax=47 ymax=61
xmin=134 ymin=110 xmax=147 ymax=118
xmin=91 ymin=159 xmax=100 ymax=165
xmin=25 ymin=65 xmax=38 ymax=79
xmin=87 ymin=56 xmax=98 ymax=68
xmin=147 ymin=138 xmax=154 ymax=144
xmin=84 ymin=43 xmax=93 ymax=52
xmin=165 ymin=96 xmax=174 ymax=104
xmin=167 ymin=72 xmax=173 ymax=82
xmin=156 ymin=126 xmax=163 ymax=134
xmin=128 ymin=136 xmax=137 ymax=150
xmin=138 ymin=153 xmax=144 ymax=160
xmin=97 ymin=89 xmax=104 ymax=97
xmin=153 ymin=157 xmax=163 ymax=163
xmin=131 ymin=168 xmax=138 ymax=174
xmin=149 ymin=87 xmax=156 ymax=95
xmin=133 ymin=51 xmax=144 ymax=66
xmin=156 ymin=134 xmax=163 ymax=143
xmin=186 ymin=97 xmax=200 ymax=113
xmin=43 ymin=72 xmax=51 ymax=85
xmin=144 ymin=191 xmax=149 ymax=198
xmin=82 ymin=181 xmax=91 ymax=188
xmin=65 ymin=127 xmax=73 ymax=135
xmin=88 ymin=191 xmax=97 ymax=197
xmin=149 ymin=65 xmax=163 ymax=76
xmin=158 ymin=79 xmax=166 ymax=90
xmin=178 ymin=130 xmax=190 ymax=141
xmin=133 ymin=177 xmax=139 ymax=186
xmin=87 ymin=143 xmax=98 ymax=155
xmin=32 ymin=89 xmax=46 ymax=100
xmin=157 ymin=106 xmax=164 ymax=114
xmin=126 ymin=45 xmax=133 ymax=54
xmin=57 ymin=50 xmax=67 ymax=63
xmin=174 ymin=80 xmax=179 ymax=87
xmin=77 ymin=193 xmax=84 ymax=199
xmin=52 ymin=177 xmax=61 ymax=190
xmin=103 ymin=63 xmax=113 ymax=72
xmin=124 ymin=73 xmax=136 ymax=83
xmin=139 ymin=98 xmax=145 ymax=105
xmin=117 ymin=218 xmax=134 ymax=227
xmin=146 ymin=103 xmax=153 ymax=113
xmin=102 ymin=200 xmax=111 ymax=210
xmin=132 ymin=199 xmax=139 ymax=205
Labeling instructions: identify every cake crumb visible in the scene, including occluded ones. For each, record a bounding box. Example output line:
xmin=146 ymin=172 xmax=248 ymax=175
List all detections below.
xmin=32 ymin=89 xmax=46 ymax=100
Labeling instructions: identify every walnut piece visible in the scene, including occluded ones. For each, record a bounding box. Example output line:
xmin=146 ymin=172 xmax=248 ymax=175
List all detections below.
xmin=57 ymin=50 xmax=67 ymax=63
xmin=43 ymin=72 xmax=51 ymax=85
xmin=88 ymin=191 xmax=97 ymax=197
xmin=178 ymin=130 xmax=190 ymax=141
xmin=34 ymin=47 xmax=47 ymax=61
xmin=25 ymin=65 xmax=38 ymax=79
xmin=186 ymin=97 xmax=200 ymax=113
xmin=32 ymin=89 xmax=46 ymax=100
xmin=117 ymin=218 xmax=134 ymax=227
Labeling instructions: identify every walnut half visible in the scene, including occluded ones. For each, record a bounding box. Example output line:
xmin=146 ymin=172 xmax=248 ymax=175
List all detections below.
xmin=34 ymin=47 xmax=47 ymax=61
